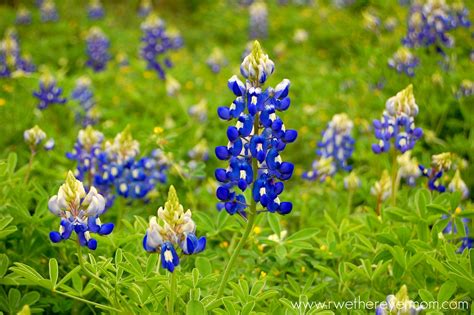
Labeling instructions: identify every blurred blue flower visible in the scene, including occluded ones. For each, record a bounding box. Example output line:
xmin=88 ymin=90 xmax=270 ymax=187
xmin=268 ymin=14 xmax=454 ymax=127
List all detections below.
xmin=33 ymin=74 xmax=67 ymax=110
xmin=138 ymin=0 xmax=152 ymax=17
xmin=16 ymin=8 xmax=32 ymax=25
xmin=140 ymin=14 xmax=183 ymax=79
xmin=88 ymin=0 xmax=105 ymax=20
xmin=249 ymin=1 xmax=268 ymax=39
xmin=48 ymin=171 xmax=114 ymax=250
xmin=71 ymin=77 xmax=97 ymax=126
xmin=303 ymin=113 xmax=355 ymax=181
xmin=215 ymin=41 xmax=297 ymax=217
xmin=388 ymin=47 xmax=419 ymax=77
xmin=0 ymin=29 xmax=35 ymax=77
xmin=418 ymin=152 xmax=453 ymax=193
xmin=86 ymin=27 xmax=110 ymax=72
xmin=40 ymin=0 xmax=59 ymax=22
xmin=443 ymin=212 xmax=473 ymax=253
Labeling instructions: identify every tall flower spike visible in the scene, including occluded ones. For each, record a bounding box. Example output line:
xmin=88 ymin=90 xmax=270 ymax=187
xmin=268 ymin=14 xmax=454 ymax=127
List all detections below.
xmin=372 ymin=85 xmax=423 ymax=154
xmin=0 ymin=29 xmax=35 ymax=77
xmin=397 ymin=151 xmax=421 ymax=186
xmin=143 ymin=186 xmax=206 ymax=272
xmin=85 ymin=27 xmax=110 ymax=72
xmin=48 ymin=171 xmax=114 ymax=250
xmin=33 ymin=73 xmax=67 ymax=110
xmin=215 ymin=41 xmax=297 ymax=216
xmin=88 ymin=0 xmax=105 ymax=20
xmin=370 ymin=170 xmax=392 ymax=202
xmin=249 ymin=1 xmax=268 ymax=40
xmin=71 ymin=76 xmax=97 ymax=126
xmin=388 ymin=47 xmax=419 ymax=77
xmin=140 ymin=14 xmax=183 ymax=79
xmin=448 ymin=170 xmax=469 ymax=200
xmin=418 ymin=152 xmax=453 ymax=193
xmin=40 ymin=0 xmax=59 ymax=22
xmin=16 ymin=7 xmax=32 ymax=25
xmin=303 ymin=113 xmax=355 ymax=181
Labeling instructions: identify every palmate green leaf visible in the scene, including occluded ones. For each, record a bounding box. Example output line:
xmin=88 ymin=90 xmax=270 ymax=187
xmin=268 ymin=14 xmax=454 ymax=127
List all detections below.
xmin=9 ymin=262 xmax=51 ymax=289
xmin=222 ymin=298 xmax=236 ymax=315
xmin=49 ymin=258 xmax=59 ymax=289
xmin=314 ymin=264 xmax=339 ymax=280
xmin=195 ymin=257 xmax=212 ymax=276
xmin=286 ymin=228 xmax=319 ymax=242
xmin=241 ymin=301 xmax=255 ymax=315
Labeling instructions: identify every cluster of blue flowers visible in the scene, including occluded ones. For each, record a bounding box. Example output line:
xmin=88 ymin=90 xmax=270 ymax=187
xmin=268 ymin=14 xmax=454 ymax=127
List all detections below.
xmin=403 ymin=0 xmax=471 ymax=53
xmin=67 ymin=126 xmax=169 ymax=210
xmin=40 ymin=0 xmax=59 ymax=22
xmin=143 ymin=186 xmax=206 ymax=272
xmin=33 ymin=74 xmax=67 ymax=110
xmin=140 ymin=14 xmax=183 ymax=79
xmin=48 ymin=171 xmax=114 ymax=250
xmin=303 ymin=113 xmax=355 ymax=181
xmin=443 ymin=213 xmax=472 ymax=253
xmin=138 ymin=0 xmax=153 ymax=17
xmin=249 ymin=1 xmax=268 ymax=39
xmin=388 ymin=47 xmax=419 ymax=77
xmin=85 ymin=27 xmax=110 ymax=72
xmin=16 ymin=8 xmax=32 ymax=25
xmin=88 ymin=0 xmax=105 ymax=20
xmin=215 ymin=41 xmax=297 ymax=216
xmin=372 ymin=85 xmax=423 ymax=154
xmin=418 ymin=152 xmax=453 ymax=193
xmin=0 ymin=29 xmax=35 ymax=77
xmin=71 ymin=77 xmax=98 ymax=126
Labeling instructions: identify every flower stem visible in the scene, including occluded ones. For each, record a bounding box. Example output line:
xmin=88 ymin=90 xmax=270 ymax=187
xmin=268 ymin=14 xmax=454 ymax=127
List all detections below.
xmin=390 ymin=149 xmax=399 ymax=206
xmin=347 ymin=190 xmax=354 ymax=213
xmin=54 ymin=290 xmax=121 ymax=312
xmin=24 ymin=150 xmax=36 ymax=184
xmin=168 ymin=271 xmax=177 ymax=315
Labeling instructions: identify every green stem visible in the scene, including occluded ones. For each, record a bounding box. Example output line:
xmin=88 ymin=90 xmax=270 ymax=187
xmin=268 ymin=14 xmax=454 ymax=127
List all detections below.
xmin=55 ymin=290 xmax=121 ymax=312
xmin=24 ymin=150 xmax=36 ymax=184
xmin=347 ymin=190 xmax=354 ymax=214
xmin=390 ymin=149 xmax=399 ymax=206
xmin=168 ymin=271 xmax=177 ymax=315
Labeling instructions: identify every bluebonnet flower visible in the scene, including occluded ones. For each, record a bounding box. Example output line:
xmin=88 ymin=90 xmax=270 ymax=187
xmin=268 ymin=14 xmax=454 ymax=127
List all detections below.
xmin=143 ymin=186 xmax=206 ymax=272
xmin=303 ymin=113 xmax=355 ymax=181
xmin=372 ymin=85 xmax=423 ymax=154
xmin=206 ymin=48 xmax=228 ymax=73
xmin=40 ymin=0 xmax=59 ymax=22
xmin=384 ymin=17 xmax=398 ymax=32
xmin=189 ymin=140 xmax=209 ymax=163
xmin=371 ymin=170 xmax=392 ymax=202
xmin=71 ymin=77 xmax=97 ymax=126
xmin=24 ymin=125 xmax=46 ymax=150
xmin=403 ymin=0 xmax=471 ymax=53
xmin=388 ymin=47 xmax=419 ymax=77
xmin=165 ymin=75 xmax=180 ymax=96
xmin=343 ymin=172 xmax=361 ymax=191
xmin=140 ymin=14 xmax=183 ymax=79
xmin=215 ymin=41 xmax=297 ymax=217
xmin=396 ymin=152 xmax=421 ymax=186
xmin=249 ymin=1 xmax=268 ymax=39
xmin=85 ymin=27 xmax=110 ymax=72
xmin=116 ymin=52 xmax=130 ymax=68
xmin=33 ymin=74 xmax=67 ymax=110
xmin=455 ymin=79 xmax=473 ymax=98
xmin=88 ymin=0 xmax=105 ymax=20
xmin=0 ymin=29 xmax=35 ymax=77
xmin=138 ymin=0 xmax=152 ymax=17
xmin=448 ymin=169 xmax=469 ymax=199
xmin=48 ymin=171 xmax=114 ymax=250
xmin=16 ymin=8 xmax=32 ymax=25
xmin=443 ymin=208 xmax=472 ymax=253
xmin=363 ymin=11 xmax=381 ymax=33
xmin=188 ymin=99 xmax=208 ymax=123
xmin=419 ymin=152 xmax=452 ymax=192
xmin=375 ymin=285 xmax=423 ymax=315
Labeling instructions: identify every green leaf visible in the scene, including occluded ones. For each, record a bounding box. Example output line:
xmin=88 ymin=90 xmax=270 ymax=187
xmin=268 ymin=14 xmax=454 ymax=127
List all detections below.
xmin=195 ymin=257 xmax=212 ymax=276
xmin=222 ymin=298 xmax=236 ymax=315
xmin=20 ymin=291 xmax=40 ymax=306
xmin=0 ymin=254 xmax=9 ymax=278
xmin=418 ymin=289 xmax=435 ymax=302
xmin=437 ymin=280 xmax=457 ymax=303
xmin=7 ymin=152 xmax=17 ymax=175
xmin=49 ymin=258 xmax=58 ymax=289
xmin=8 ymin=288 xmax=21 ymax=311
xmin=275 ymin=244 xmax=287 ymax=261
xmin=241 ymin=301 xmax=255 ymax=315
xmin=186 ymin=300 xmax=207 ymax=315
xmin=286 ymin=228 xmax=319 ymax=242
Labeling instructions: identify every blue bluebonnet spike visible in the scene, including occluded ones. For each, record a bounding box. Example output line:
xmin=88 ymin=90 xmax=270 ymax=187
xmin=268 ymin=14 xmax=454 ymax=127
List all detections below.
xmin=40 ymin=0 xmax=59 ymax=22
xmin=207 ymin=48 xmax=228 ymax=73
xmin=215 ymin=41 xmax=296 ymax=216
xmin=376 ymin=285 xmax=423 ymax=315
xmin=33 ymin=73 xmax=67 ymax=110
xmin=140 ymin=14 xmax=183 ymax=79
xmin=396 ymin=152 xmax=421 ymax=186
xmin=16 ymin=8 xmax=32 ymax=25
xmin=249 ymin=1 xmax=268 ymax=39
xmin=48 ymin=171 xmax=114 ymax=249
xmin=419 ymin=152 xmax=452 ymax=193
xmin=372 ymin=85 xmax=422 ymax=155
xmin=0 ymin=29 xmax=35 ymax=77
xmin=88 ymin=0 xmax=105 ymax=20
xmin=138 ymin=0 xmax=152 ymax=17
xmin=71 ymin=77 xmax=98 ymax=126
xmin=85 ymin=27 xmax=110 ymax=72
xmin=388 ymin=47 xmax=419 ymax=77
xmin=143 ymin=186 xmax=206 ymax=272
xmin=442 ymin=208 xmax=472 ymax=253
xmin=303 ymin=113 xmax=355 ymax=182
xmin=403 ymin=0 xmax=471 ymax=54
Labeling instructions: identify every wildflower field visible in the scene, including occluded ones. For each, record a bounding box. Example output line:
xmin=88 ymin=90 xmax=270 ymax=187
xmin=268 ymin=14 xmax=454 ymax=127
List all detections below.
xmin=0 ymin=0 xmax=473 ymax=314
